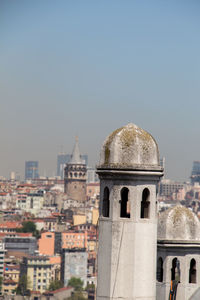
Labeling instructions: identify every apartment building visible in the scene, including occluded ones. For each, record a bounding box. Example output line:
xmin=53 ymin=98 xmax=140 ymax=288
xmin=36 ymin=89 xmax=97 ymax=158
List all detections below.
xmin=61 ymin=248 xmax=87 ymax=287
xmin=39 ymin=231 xmax=87 ymax=255
xmin=2 ymin=279 xmax=16 ymax=297
xmin=159 ymin=179 xmax=185 ymax=197
xmin=3 ymin=235 xmax=37 ymax=255
xmin=16 ymin=192 xmax=44 ymax=215
xmin=20 ymin=256 xmax=52 ymax=293
xmin=62 ymin=231 xmax=87 ymax=249
xmin=38 ymin=232 xmax=62 ymax=256
xmin=0 ymin=241 xmax=6 ymax=277
xmin=0 ymin=221 xmax=22 ymax=233
xmin=4 ymin=258 xmax=20 ymax=283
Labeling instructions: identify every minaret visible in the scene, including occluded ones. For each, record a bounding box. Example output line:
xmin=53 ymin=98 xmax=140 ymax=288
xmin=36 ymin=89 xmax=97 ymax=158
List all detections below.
xmin=157 ymin=205 xmax=200 ymax=300
xmin=64 ymin=137 xmax=87 ymax=201
xmin=96 ymin=123 xmax=163 ymax=300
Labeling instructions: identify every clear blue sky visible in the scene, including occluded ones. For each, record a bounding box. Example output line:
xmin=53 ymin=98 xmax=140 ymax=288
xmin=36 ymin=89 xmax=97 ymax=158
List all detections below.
xmin=1 ymin=0 xmax=200 ymax=180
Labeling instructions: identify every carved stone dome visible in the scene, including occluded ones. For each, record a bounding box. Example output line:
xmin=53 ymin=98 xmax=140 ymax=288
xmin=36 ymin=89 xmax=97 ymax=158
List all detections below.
xmin=99 ymin=123 xmax=160 ymax=168
xmin=158 ymin=205 xmax=200 ymax=241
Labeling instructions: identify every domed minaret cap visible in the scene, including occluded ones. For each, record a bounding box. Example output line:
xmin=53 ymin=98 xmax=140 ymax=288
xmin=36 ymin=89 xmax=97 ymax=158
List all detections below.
xmin=158 ymin=205 xmax=200 ymax=241
xmin=99 ymin=123 xmax=160 ymax=169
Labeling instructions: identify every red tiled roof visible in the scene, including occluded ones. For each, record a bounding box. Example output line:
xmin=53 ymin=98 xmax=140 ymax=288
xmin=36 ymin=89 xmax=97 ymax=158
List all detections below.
xmin=4 ymin=265 xmax=20 ymax=270
xmin=31 ymin=291 xmax=41 ymax=294
xmin=3 ymin=279 xmax=16 ymax=284
xmin=17 ymin=184 xmax=35 ymax=188
xmin=52 ymin=213 xmax=65 ymax=216
xmin=32 ymin=219 xmax=45 ymax=223
xmin=5 ymin=251 xmax=29 ymax=259
xmin=0 ymin=232 xmax=32 ymax=238
xmin=43 ymin=286 xmax=73 ymax=295
xmin=0 ymin=222 xmax=22 ymax=229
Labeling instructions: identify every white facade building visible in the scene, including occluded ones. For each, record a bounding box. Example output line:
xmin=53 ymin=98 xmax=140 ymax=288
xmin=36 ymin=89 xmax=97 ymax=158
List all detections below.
xmin=16 ymin=193 xmax=44 ymax=215
xmin=0 ymin=241 xmax=6 ymax=278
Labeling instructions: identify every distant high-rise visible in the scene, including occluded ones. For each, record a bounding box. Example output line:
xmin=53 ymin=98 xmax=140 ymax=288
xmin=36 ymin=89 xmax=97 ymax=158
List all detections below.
xmin=57 ymin=152 xmax=88 ymax=179
xmin=191 ymin=161 xmax=200 ymax=184
xmin=87 ymin=167 xmax=99 ymax=183
xmin=57 ymin=154 xmax=72 ymax=179
xmin=10 ymin=171 xmax=15 ymax=181
xmin=80 ymin=154 xmax=88 ymax=166
xmin=25 ymin=161 xmax=39 ymax=180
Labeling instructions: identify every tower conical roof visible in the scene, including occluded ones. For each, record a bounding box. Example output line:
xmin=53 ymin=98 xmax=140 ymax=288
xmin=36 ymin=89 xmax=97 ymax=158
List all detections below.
xmin=70 ymin=137 xmax=83 ymax=164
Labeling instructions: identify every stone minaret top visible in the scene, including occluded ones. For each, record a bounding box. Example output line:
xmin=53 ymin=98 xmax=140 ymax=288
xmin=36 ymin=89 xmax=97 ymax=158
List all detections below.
xmin=158 ymin=205 xmax=200 ymax=241
xmin=99 ymin=123 xmax=160 ymax=169
xmin=96 ymin=123 xmax=163 ymax=300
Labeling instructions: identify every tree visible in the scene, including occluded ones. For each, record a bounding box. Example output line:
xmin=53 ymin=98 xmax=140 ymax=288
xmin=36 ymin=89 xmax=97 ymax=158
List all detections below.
xmin=16 ymin=274 xmax=30 ymax=296
xmin=20 ymin=221 xmax=36 ymax=233
xmin=68 ymin=277 xmax=84 ymax=292
xmin=16 ymin=221 xmax=40 ymax=238
xmin=48 ymin=280 xmax=63 ymax=291
xmin=85 ymin=282 xmax=95 ymax=291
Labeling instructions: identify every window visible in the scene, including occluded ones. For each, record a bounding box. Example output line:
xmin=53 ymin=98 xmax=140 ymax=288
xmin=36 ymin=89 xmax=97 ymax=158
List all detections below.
xmin=102 ymin=187 xmax=110 ymax=217
xmin=171 ymin=258 xmax=180 ymax=282
xmin=141 ymin=188 xmax=150 ymax=218
xmin=189 ymin=259 xmax=196 ymax=283
xmin=120 ymin=188 xmax=130 ymax=218
xmin=157 ymin=257 xmax=163 ymax=282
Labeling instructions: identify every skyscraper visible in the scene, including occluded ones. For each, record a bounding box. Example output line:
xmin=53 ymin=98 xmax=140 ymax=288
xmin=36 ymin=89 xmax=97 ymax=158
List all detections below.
xmin=191 ymin=161 xmax=200 ymax=185
xmin=57 ymin=153 xmax=88 ymax=179
xmin=25 ymin=161 xmax=39 ymax=180
xmin=57 ymin=153 xmax=72 ymax=179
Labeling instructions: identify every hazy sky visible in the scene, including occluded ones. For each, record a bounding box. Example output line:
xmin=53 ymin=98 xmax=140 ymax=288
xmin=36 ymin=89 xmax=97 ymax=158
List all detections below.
xmin=1 ymin=0 xmax=200 ymax=181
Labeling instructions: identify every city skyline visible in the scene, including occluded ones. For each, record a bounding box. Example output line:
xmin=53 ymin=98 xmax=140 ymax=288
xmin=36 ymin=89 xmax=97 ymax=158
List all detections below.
xmin=1 ymin=1 xmax=200 ymax=181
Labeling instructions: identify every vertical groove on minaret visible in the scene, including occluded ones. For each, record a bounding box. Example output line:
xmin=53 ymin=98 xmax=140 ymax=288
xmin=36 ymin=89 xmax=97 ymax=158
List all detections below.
xmin=112 ymin=222 xmax=125 ymax=298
